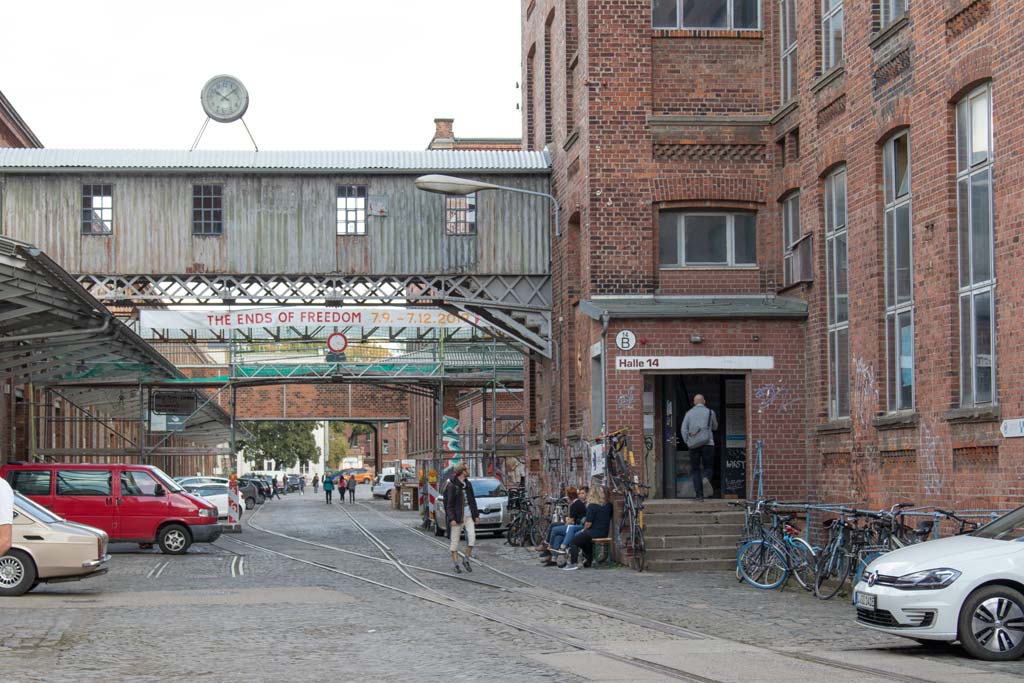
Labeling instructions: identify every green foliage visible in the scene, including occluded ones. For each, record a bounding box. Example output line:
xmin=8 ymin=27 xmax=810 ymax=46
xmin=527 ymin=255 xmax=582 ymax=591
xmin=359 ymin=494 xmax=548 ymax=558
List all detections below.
xmin=241 ymin=421 xmax=318 ymax=469
xmin=326 ymin=421 xmax=375 ymax=469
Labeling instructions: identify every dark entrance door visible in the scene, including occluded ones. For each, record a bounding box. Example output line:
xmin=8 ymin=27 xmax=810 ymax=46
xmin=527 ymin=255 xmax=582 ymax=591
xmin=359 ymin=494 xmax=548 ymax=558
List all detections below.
xmin=658 ymin=374 xmax=747 ymax=500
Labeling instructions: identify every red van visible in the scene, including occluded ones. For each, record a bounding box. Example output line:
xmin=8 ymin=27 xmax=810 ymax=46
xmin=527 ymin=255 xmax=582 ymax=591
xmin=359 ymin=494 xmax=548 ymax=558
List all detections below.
xmin=1 ymin=462 xmax=222 ymax=554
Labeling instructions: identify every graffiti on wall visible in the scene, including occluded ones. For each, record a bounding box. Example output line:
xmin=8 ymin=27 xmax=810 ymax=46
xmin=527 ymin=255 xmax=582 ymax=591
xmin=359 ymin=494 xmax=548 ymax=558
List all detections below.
xmin=441 ymin=414 xmax=460 ymax=472
xmin=615 ymin=386 xmax=637 ymax=412
xmin=754 ymin=382 xmax=798 ymax=414
xmin=919 ymin=421 xmax=943 ymax=497
xmin=852 ymin=356 xmax=879 ymax=432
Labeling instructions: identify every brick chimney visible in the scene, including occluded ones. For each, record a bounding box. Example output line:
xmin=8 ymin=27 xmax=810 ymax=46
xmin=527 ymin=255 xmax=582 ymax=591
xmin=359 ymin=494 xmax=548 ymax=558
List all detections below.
xmin=428 ymin=118 xmax=455 ymax=149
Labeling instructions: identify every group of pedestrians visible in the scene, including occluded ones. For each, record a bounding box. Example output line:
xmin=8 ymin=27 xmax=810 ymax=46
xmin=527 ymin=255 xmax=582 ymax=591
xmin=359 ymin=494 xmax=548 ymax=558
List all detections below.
xmin=322 ymin=473 xmax=357 ymax=505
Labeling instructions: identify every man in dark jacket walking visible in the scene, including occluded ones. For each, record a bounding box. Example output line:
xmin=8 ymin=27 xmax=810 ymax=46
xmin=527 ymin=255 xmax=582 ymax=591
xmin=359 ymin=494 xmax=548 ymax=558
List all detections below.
xmin=443 ymin=464 xmax=478 ymax=573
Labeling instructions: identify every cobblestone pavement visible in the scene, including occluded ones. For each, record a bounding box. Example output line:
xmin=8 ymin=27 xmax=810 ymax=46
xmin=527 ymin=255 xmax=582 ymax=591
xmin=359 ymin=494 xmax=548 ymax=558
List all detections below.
xmin=1 ymin=487 xmax=1022 ymax=682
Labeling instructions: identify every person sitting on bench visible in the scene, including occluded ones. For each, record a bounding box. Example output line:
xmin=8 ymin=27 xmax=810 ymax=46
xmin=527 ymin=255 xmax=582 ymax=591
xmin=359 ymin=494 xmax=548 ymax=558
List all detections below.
xmin=565 ymin=479 xmax=612 ymax=570
xmin=540 ymin=486 xmax=588 ymax=566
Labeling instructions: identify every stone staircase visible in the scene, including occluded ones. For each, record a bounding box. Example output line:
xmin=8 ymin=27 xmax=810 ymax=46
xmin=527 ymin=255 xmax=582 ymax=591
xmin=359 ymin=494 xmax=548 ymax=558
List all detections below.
xmin=642 ymin=499 xmax=744 ymax=572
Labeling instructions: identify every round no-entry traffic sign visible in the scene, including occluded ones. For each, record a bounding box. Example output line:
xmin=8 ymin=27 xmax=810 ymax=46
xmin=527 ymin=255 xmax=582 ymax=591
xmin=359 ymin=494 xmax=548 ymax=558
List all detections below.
xmin=326 ymin=332 xmax=348 ymax=354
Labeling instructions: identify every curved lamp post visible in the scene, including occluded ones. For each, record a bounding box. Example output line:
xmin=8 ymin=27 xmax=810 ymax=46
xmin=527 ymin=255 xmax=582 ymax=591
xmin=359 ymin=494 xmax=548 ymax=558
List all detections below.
xmin=413 ymin=174 xmax=560 ymax=238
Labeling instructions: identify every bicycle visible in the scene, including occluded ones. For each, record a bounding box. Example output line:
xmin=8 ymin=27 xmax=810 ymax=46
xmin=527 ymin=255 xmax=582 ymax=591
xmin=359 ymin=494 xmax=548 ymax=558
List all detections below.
xmin=736 ymin=501 xmax=816 ymax=591
xmin=604 ymin=429 xmax=648 ymax=571
xmin=506 ymin=488 xmax=542 ymax=548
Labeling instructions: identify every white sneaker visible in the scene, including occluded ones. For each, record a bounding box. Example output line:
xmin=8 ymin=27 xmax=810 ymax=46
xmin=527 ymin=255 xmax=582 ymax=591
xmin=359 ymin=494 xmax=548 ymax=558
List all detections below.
xmin=561 ymin=563 xmax=579 ymax=571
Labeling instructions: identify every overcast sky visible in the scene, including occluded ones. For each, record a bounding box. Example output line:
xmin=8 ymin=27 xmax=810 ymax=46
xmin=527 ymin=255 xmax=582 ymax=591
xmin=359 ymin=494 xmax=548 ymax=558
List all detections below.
xmin=2 ymin=0 xmax=522 ymax=151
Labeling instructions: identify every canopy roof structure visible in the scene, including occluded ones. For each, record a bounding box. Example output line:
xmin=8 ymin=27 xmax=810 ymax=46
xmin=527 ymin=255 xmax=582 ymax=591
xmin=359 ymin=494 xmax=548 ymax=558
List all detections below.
xmin=0 ymin=236 xmax=239 ymax=446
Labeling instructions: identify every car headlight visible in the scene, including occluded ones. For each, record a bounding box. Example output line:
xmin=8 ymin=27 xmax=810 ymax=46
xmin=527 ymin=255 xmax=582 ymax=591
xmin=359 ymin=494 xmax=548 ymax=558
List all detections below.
xmin=893 ymin=568 xmax=961 ymax=590
xmin=198 ymin=508 xmax=217 ymax=518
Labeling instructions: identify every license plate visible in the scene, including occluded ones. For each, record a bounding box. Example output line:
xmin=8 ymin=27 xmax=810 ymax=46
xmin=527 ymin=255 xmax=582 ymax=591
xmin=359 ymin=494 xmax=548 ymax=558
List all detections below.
xmin=857 ymin=592 xmax=876 ymax=610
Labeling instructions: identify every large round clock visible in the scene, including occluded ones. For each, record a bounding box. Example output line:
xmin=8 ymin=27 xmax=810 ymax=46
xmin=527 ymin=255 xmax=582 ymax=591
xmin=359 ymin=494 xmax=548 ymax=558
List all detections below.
xmin=200 ymin=75 xmax=249 ymax=123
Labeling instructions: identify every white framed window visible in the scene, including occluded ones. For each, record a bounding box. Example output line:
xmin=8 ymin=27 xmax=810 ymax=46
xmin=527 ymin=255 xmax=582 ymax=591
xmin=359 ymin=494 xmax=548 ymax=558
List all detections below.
xmin=445 ymin=193 xmax=477 ymax=236
xmin=82 ymin=184 xmax=113 ymax=235
xmin=781 ymin=192 xmax=801 ymax=285
xmin=822 ymin=0 xmax=844 ymax=71
xmin=883 ymin=131 xmax=914 ymax=412
xmin=336 ymin=185 xmax=367 ymax=236
xmin=652 ymin=0 xmax=761 ymax=30
xmin=659 ymin=212 xmax=757 ymax=267
xmin=779 ymin=0 xmax=797 ymax=103
xmin=825 ymin=168 xmax=849 ymax=418
xmin=881 ymin=0 xmax=907 ymax=29
xmin=956 ymin=84 xmax=995 ymax=407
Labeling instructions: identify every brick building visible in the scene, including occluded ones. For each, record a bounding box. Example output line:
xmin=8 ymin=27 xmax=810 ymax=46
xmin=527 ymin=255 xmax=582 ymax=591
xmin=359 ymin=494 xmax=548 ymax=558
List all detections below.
xmin=521 ymin=0 xmax=1023 ymax=510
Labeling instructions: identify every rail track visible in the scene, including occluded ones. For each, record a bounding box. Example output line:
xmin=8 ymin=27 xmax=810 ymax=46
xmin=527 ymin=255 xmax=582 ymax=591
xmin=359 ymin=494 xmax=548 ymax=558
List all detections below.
xmin=219 ymin=499 xmax=953 ymax=683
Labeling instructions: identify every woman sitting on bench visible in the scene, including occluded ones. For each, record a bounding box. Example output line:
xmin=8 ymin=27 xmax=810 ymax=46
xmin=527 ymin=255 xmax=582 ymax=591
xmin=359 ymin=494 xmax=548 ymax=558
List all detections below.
xmin=565 ymin=479 xmax=612 ymax=570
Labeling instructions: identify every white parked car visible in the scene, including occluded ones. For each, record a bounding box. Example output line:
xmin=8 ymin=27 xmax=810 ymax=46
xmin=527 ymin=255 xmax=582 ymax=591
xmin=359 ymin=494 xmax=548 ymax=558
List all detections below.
xmin=854 ymin=505 xmax=1024 ymax=660
xmin=182 ymin=484 xmax=240 ymax=521
xmin=371 ymin=473 xmax=396 ymax=500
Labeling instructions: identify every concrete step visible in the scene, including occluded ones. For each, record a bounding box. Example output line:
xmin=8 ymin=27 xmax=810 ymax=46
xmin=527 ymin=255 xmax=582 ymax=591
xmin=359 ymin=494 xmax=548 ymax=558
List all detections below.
xmin=645 ymin=558 xmax=737 ymax=572
xmin=644 ymin=511 xmax=745 ymax=526
xmin=641 ymin=522 xmax=745 ymax=537
xmin=645 ymin=546 xmax=737 ymax=562
xmin=645 ymin=534 xmax=739 ymax=549
xmin=644 ymin=499 xmax=743 ymax=513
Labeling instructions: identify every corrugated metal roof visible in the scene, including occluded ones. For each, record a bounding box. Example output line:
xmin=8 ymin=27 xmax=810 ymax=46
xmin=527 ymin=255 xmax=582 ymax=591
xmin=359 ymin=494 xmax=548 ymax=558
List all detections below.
xmin=0 ymin=148 xmax=551 ymax=173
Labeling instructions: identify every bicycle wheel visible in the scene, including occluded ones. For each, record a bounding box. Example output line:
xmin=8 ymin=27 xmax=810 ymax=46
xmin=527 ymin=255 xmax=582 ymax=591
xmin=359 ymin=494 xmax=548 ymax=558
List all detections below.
xmin=787 ymin=537 xmax=817 ymax=592
xmin=737 ymin=540 xmax=788 ymax=590
xmin=814 ymin=547 xmax=852 ymax=600
xmin=506 ymin=518 xmax=522 ymax=547
xmin=521 ymin=520 xmax=540 ymax=548
xmin=629 ymin=524 xmax=646 ymax=572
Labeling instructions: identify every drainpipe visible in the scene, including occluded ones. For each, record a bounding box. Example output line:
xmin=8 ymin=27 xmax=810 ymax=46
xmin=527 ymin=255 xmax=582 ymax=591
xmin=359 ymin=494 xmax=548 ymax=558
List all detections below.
xmin=600 ymin=311 xmax=610 ymax=435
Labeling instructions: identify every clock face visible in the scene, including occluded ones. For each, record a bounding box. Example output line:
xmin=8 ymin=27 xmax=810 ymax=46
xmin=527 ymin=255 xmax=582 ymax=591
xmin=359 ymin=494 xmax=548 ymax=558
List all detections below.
xmin=201 ymin=75 xmax=249 ymax=123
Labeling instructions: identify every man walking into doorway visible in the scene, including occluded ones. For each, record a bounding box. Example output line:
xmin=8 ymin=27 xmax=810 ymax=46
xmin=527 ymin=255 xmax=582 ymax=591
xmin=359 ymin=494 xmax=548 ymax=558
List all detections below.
xmin=681 ymin=394 xmax=718 ymax=502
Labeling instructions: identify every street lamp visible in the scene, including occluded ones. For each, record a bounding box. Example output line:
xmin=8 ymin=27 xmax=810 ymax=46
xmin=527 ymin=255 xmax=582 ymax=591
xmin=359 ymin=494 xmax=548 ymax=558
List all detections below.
xmin=414 ymin=174 xmax=560 ymax=237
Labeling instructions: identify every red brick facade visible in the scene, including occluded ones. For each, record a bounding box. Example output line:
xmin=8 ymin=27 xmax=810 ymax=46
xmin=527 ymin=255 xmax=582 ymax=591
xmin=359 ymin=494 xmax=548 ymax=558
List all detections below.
xmin=522 ymin=0 xmax=1023 ymax=509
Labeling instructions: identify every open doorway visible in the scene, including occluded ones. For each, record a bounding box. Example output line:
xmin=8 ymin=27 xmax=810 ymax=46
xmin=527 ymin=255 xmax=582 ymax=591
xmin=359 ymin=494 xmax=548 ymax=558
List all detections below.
xmin=657 ymin=374 xmax=747 ymax=499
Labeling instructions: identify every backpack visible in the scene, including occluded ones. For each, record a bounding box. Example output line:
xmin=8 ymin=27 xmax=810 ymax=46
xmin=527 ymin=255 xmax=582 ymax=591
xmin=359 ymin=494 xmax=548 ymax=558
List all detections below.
xmin=684 ymin=407 xmax=715 ymax=449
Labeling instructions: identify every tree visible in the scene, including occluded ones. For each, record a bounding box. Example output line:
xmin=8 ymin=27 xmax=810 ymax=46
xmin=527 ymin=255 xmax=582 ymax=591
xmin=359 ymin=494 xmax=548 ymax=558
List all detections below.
xmin=241 ymin=421 xmax=318 ymax=469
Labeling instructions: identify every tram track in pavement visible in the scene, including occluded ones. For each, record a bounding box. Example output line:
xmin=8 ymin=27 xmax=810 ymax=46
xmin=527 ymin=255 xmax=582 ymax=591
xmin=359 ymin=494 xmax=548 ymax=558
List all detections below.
xmin=228 ymin=502 xmax=721 ymax=683
xmin=222 ymin=498 xmax=950 ymax=683
xmin=351 ymin=501 xmax=960 ymax=683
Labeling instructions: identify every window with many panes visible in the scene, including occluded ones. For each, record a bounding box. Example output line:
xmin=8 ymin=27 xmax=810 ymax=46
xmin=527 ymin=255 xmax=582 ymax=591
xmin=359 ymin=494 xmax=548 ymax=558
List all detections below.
xmin=192 ymin=185 xmax=223 ymax=235
xmin=445 ymin=193 xmax=476 ymax=236
xmin=825 ymin=168 xmax=849 ymax=418
xmin=881 ymin=0 xmax=907 ymax=29
xmin=652 ymin=0 xmax=760 ymax=30
xmin=779 ymin=0 xmax=797 ymax=103
xmin=883 ymin=132 xmax=913 ymax=412
xmin=659 ymin=212 xmax=757 ymax=267
xmin=822 ymin=0 xmax=844 ymax=71
xmin=957 ymin=84 xmax=995 ymax=407
xmin=781 ymin=192 xmax=801 ymax=285
xmin=82 ymin=184 xmax=113 ymax=234
xmin=337 ymin=185 xmax=367 ymax=235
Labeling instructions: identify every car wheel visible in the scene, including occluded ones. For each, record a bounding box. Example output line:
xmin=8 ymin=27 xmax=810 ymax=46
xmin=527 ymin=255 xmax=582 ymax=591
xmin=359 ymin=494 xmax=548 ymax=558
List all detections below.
xmin=386 ymin=489 xmax=393 ymax=500
xmin=0 ymin=550 xmax=38 ymax=597
xmin=158 ymin=524 xmax=192 ymax=555
xmin=245 ymin=497 xmax=256 ymax=510
xmin=958 ymin=584 xmax=1024 ymax=661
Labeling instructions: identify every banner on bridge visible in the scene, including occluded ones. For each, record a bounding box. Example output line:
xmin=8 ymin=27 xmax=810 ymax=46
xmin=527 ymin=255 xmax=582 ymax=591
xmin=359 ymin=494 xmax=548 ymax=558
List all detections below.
xmin=140 ymin=307 xmax=481 ymax=332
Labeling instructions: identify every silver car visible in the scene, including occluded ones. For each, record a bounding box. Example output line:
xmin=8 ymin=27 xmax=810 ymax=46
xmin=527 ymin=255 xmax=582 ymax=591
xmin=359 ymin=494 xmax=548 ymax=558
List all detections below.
xmin=433 ymin=477 xmax=510 ymax=537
